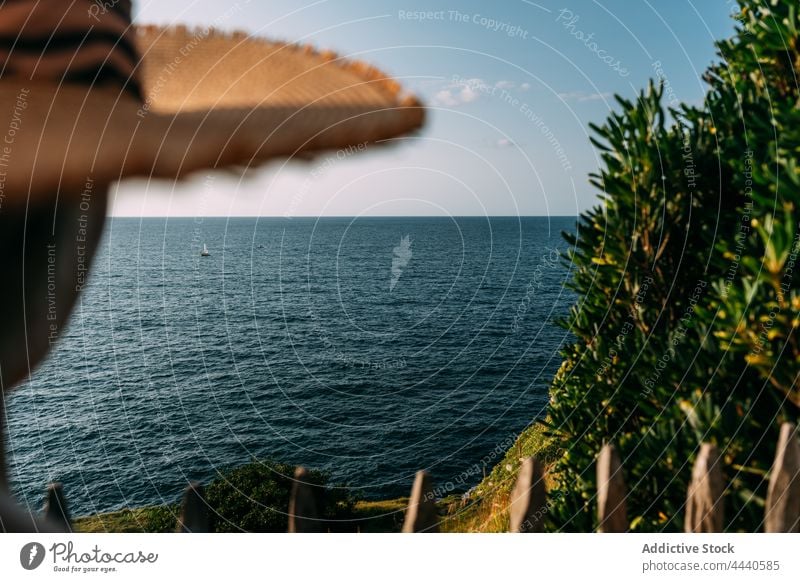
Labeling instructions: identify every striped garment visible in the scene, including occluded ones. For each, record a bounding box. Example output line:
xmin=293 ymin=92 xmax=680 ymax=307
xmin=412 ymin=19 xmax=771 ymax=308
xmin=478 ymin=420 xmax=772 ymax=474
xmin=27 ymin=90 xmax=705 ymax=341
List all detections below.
xmin=0 ymin=0 xmax=142 ymax=100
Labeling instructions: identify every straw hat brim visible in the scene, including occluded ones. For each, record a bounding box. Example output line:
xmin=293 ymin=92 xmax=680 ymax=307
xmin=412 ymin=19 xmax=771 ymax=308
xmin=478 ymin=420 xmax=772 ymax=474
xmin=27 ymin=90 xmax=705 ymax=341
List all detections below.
xmin=0 ymin=26 xmax=425 ymax=206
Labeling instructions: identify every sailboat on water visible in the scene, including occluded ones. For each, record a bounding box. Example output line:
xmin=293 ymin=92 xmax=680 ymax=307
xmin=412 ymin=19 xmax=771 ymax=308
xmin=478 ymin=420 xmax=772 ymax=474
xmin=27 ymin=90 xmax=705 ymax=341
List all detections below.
xmin=201 ymin=243 xmax=210 ymax=257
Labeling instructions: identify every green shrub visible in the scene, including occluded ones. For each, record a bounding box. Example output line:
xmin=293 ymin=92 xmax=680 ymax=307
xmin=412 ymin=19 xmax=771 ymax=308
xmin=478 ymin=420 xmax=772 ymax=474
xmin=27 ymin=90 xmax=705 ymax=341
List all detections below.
xmin=547 ymin=0 xmax=800 ymax=532
xmin=205 ymin=460 xmax=355 ymax=532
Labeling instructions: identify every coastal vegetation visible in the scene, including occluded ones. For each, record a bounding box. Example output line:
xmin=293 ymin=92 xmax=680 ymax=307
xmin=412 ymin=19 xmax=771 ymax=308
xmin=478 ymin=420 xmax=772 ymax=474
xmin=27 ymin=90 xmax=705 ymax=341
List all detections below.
xmin=543 ymin=0 xmax=800 ymax=531
xmin=75 ymin=460 xmax=404 ymax=533
xmin=446 ymin=0 xmax=800 ymax=534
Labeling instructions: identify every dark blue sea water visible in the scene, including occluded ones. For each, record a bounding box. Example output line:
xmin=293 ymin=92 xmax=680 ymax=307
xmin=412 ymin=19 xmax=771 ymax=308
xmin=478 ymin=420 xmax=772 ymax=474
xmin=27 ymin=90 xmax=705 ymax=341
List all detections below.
xmin=6 ymin=216 xmax=576 ymax=516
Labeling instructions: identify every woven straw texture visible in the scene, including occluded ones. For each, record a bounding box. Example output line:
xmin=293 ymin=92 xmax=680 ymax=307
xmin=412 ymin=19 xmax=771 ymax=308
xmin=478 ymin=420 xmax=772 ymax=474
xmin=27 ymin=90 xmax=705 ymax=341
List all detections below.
xmin=136 ymin=25 xmax=413 ymax=111
xmin=0 ymin=26 xmax=425 ymax=204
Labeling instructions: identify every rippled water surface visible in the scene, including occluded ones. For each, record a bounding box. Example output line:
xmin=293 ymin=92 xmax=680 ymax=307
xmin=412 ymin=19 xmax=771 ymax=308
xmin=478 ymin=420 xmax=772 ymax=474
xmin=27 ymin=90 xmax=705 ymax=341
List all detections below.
xmin=7 ymin=216 xmax=576 ymax=515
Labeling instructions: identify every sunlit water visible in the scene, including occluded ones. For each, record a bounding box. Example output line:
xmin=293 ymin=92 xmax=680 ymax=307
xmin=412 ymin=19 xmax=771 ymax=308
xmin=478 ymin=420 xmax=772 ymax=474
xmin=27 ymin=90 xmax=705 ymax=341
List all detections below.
xmin=7 ymin=216 xmax=576 ymax=516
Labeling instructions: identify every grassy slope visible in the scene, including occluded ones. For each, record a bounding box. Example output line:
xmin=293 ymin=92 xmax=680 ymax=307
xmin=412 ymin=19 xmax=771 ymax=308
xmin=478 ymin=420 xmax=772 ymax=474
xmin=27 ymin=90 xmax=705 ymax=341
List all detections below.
xmin=440 ymin=423 xmax=562 ymax=532
xmin=75 ymin=425 xmax=561 ymax=533
xmin=75 ymin=505 xmax=180 ymax=533
xmin=74 ymin=498 xmax=410 ymax=533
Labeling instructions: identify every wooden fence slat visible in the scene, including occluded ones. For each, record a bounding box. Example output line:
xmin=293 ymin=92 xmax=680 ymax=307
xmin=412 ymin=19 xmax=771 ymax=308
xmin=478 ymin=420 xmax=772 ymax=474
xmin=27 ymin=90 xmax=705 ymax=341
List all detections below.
xmin=402 ymin=470 xmax=439 ymax=533
xmin=43 ymin=482 xmax=72 ymax=532
xmin=764 ymin=422 xmax=800 ymax=532
xmin=509 ymin=456 xmax=546 ymax=532
xmin=288 ymin=467 xmax=321 ymax=533
xmin=597 ymin=443 xmax=627 ymax=532
xmin=177 ymin=481 xmax=209 ymax=533
xmin=685 ymin=443 xmax=724 ymax=533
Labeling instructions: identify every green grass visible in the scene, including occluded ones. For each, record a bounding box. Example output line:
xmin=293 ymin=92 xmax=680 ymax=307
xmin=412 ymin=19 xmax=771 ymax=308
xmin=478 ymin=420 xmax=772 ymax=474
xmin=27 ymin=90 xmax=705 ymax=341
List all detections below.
xmin=74 ymin=505 xmax=180 ymax=533
xmin=440 ymin=422 xmax=562 ymax=533
xmin=74 ymin=429 xmax=561 ymax=533
xmin=347 ymin=498 xmax=409 ymax=533
xmin=73 ymin=499 xmax=411 ymax=533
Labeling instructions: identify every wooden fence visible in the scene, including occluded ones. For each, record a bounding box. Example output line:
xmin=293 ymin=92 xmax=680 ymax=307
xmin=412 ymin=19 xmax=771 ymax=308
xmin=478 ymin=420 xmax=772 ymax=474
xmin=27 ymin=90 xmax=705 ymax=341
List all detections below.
xmin=2 ymin=422 xmax=798 ymax=533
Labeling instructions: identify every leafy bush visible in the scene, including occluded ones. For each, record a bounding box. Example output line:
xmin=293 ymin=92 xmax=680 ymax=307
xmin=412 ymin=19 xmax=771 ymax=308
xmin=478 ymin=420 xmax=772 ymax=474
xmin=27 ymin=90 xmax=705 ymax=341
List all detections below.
xmin=205 ymin=460 xmax=355 ymax=532
xmin=547 ymin=0 xmax=800 ymax=532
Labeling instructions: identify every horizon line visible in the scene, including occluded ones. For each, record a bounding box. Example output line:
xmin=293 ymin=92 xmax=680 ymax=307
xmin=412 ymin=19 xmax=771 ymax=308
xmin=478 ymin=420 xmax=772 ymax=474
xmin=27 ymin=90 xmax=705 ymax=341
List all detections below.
xmin=108 ymin=214 xmax=581 ymax=219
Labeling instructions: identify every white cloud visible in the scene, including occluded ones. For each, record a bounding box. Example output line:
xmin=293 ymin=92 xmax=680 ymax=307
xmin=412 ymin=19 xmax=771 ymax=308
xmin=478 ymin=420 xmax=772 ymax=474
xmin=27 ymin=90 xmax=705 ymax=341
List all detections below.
xmin=433 ymin=77 xmax=487 ymax=107
xmin=481 ymin=137 xmax=524 ymax=149
xmin=558 ymin=91 xmax=612 ymax=102
xmin=433 ymin=89 xmax=460 ymax=107
xmin=432 ymin=78 xmax=531 ymax=107
xmin=459 ymin=84 xmax=480 ymax=103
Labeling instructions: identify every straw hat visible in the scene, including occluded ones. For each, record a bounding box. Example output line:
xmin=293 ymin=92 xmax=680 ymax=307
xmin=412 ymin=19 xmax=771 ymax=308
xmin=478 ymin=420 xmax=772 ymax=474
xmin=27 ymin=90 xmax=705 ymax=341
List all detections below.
xmin=0 ymin=23 xmax=425 ymax=206
xmin=0 ymin=5 xmax=426 ymax=387
xmin=0 ymin=3 xmax=426 ymax=385
xmin=0 ymin=4 xmax=426 ymax=532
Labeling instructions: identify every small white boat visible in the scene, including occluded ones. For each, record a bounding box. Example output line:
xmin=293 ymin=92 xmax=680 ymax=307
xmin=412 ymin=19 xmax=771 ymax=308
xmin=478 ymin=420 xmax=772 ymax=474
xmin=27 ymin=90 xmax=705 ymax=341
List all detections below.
xmin=201 ymin=243 xmax=210 ymax=257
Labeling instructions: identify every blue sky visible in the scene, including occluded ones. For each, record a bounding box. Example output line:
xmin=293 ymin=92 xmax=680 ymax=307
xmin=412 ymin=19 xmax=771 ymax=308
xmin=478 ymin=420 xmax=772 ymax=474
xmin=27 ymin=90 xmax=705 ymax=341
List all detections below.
xmin=113 ymin=0 xmax=736 ymax=217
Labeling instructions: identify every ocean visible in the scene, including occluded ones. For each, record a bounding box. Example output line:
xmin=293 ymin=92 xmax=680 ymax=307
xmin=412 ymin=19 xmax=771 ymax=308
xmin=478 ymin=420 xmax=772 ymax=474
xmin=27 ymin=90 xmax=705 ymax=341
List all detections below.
xmin=6 ymin=216 xmax=576 ymax=516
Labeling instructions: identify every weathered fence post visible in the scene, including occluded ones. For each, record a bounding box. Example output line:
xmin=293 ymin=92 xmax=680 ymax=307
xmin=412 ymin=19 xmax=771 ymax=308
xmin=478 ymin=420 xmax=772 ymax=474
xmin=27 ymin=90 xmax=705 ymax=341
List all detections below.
xmin=402 ymin=470 xmax=439 ymax=532
xmin=509 ymin=456 xmax=546 ymax=532
xmin=685 ymin=443 xmax=724 ymax=533
xmin=288 ymin=467 xmax=321 ymax=533
xmin=764 ymin=422 xmax=800 ymax=532
xmin=177 ymin=481 xmax=209 ymax=533
xmin=597 ymin=443 xmax=627 ymax=532
xmin=44 ymin=482 xmax=72 ymax=532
